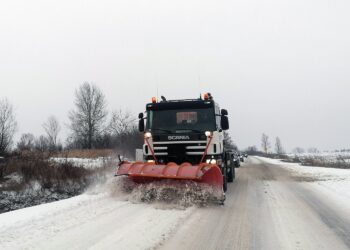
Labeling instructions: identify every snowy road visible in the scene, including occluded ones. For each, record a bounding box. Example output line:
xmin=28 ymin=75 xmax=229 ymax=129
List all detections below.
xmin=162 ymin=157 xmax=350 ymax=250
xmin=1 ymin=157 xmax=350 ymax=250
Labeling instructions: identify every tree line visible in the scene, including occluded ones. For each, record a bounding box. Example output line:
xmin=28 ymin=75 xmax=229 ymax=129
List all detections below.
xmin=244 ymin=133 xmax=321 ymax=155
xmin=0 ymin=82 xmax=142 ymax=157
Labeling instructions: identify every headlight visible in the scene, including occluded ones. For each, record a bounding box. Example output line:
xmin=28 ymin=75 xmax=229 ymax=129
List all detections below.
xmin=144 ymin=132 xmax=152 ymax=139
xmin=205 ymin=131 xmax=213 ymax=137
xmin=206 ymin=159 xmax=217 ymax=164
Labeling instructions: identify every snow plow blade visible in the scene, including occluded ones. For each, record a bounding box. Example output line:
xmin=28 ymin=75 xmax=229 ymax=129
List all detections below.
xmin=116 ymin=161 xmax=223 ymax=191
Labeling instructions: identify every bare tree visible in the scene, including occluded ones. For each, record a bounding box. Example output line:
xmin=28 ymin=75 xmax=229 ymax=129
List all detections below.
xmin=108 ymin=109 xmax=135 ymax=135
xmin=68 ymin=82 xmax=107 ymax=149
xmin=275 ymin=136 xmax=285 ymax=155
xmin=35 ymin=135 xmax=50 ymax=152
xmin=223 ymin=131 xmax=238 ymax=150
xmin=307 ymin=147 xmax=319 ymax=154
xmin=261 ymin=133 xmax=270 ymax=154
xmin=17 ymin=133 xmax=35 ymax=151
xmin=293 ymin=147 xmax=305 ymax=154
xmin=0 ymin=98 xmax=17 ymax=154
xmin=106 ymin=110 xmax=143 ymax=156
xmin=43 ymin=116 xmax=61 ymax=150
xmin=246 ymin=145 xmax=258 ymax=154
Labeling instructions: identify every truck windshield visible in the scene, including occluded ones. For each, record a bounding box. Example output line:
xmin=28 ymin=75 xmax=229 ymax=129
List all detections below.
xmin=147 ymin=108 xmax=216 ymax=133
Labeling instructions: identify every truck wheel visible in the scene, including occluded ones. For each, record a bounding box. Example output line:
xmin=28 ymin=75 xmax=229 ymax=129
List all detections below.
xmin=227 ymin=166 xmax=235 ymax=182
xmin=234 ymin=161 xmax=240 ymax=168
xmin=223 ymin=169 xmax=228 ymax=192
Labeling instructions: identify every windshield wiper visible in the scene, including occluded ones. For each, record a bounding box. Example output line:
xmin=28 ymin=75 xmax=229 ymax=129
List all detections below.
xmin=175 ymin=128 xmax=202 ymax=133
xmin=150 ymin=128 xmax=172 ymax=133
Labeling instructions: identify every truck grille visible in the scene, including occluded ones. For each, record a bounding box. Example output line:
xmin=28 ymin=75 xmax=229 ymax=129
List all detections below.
xmin=153 ymin=141 xmax=207 ymax=156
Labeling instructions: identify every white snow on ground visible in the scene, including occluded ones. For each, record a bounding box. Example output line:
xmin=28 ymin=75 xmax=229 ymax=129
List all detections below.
xmin=2 ymin=157 xmax=350 ymax=250
xmin=0 ymin=179 xmax=193 ymax=250
xmin=288 ymin=151 xmax=350 ymax=157
xmin=51 ymin=157 xmax=117 ymax=169
xmin=255 ymin=156 xmax=350 ymax=201
xmin=287 ymin=151 xmax=350 ymax=163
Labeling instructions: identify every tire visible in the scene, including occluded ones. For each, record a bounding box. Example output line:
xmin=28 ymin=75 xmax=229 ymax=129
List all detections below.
xmin=223 ymin=168 xmax=228 ymax=192
xmin=227 ymin=166 xmax=234 ymax=182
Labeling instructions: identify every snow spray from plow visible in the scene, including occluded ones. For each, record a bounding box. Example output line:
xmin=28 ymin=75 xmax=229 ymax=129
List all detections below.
xmin=113 ymin=176 xmax=225 ymax=207
xmin=115 ymin=162 xmax=225 ymax=205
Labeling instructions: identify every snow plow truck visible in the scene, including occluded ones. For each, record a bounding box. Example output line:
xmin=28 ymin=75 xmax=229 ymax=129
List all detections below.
xmin=116 ymin=93 xmax=235 ymax=203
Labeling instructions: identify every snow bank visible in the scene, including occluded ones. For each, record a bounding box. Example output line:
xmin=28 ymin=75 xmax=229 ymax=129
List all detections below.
xmin=287 ymin=151 xmax=350 ymax=164
xmin=0 ymin=190 xmax=193 ymax=250
xmin=51 ymin=157 xmax=117 ymax=169
xmin=256 ymin=156 xmax=350 ymax=179
xmin=0 ymin=172 xmax=205 ymax=250
xmin=255 ymin=156 xmax=350 ymax=200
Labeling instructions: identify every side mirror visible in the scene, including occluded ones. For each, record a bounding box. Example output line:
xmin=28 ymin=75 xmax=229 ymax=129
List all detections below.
xmin=138 ymin=112 xmax=144 ymax=119
xmin=221 ymin=115 xmax=229 ymax=130
xmin=139 ymin=119 xmax=145 ymax=132
xmin=221 ymin=109 xmax=228 ymax=116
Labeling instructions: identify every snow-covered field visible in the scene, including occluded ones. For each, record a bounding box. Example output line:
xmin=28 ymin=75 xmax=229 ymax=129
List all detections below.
xmin=288 ymin=151 xmax=350 ymax=157
xmin=256 ymin=156 xmax=350 ymax=201
xmin=287 ymin=151 xmax=350 ymax=164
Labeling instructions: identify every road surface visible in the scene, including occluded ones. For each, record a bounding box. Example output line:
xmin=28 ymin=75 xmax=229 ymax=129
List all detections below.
xmin=1 ymin=156 xmax=349 ymax=250
xmin=161 ymin=157 xmax=350 ymax=250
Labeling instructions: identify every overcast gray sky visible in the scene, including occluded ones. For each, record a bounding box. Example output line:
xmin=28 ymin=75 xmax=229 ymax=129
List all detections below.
xmin=1 ymin=0 xmax=350 ymax=152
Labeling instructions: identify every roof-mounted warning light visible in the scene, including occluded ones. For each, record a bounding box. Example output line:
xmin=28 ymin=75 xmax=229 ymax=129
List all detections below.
xmin=152 ymin=97 xmax=157 ymax=103
xmin=203 ymin=92 xmax=213 ymax=100
xmin=203 ymin=93 xmax=209 ymax=100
